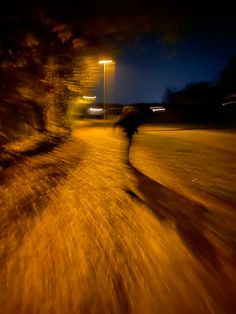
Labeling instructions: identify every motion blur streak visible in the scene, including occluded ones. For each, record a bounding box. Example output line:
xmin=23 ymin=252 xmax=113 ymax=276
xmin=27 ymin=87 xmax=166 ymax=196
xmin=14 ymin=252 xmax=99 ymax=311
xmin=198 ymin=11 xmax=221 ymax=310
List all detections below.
xmin=0 ymin=124 xmax=236 ymax=313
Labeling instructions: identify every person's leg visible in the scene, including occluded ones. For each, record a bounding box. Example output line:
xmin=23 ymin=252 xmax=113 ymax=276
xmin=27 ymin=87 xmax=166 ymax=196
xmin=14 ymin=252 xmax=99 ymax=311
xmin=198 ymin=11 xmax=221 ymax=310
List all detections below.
xmin=126 ymin=133 xmax=133 ymax=163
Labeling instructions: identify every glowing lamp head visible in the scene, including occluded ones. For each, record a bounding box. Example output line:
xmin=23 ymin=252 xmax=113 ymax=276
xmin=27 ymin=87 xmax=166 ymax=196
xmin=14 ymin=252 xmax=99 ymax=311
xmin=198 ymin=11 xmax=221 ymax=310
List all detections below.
xmin=83 ymin=96 xmax=96 ymax=100
xmin=98 ymin=60 xmax=113 ymax=64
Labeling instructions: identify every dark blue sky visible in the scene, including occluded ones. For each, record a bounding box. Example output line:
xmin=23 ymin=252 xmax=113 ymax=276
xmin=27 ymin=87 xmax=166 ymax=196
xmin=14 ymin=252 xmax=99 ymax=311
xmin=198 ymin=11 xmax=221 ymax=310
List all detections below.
xmin=94 ymin=34 xmax=236 ymax=104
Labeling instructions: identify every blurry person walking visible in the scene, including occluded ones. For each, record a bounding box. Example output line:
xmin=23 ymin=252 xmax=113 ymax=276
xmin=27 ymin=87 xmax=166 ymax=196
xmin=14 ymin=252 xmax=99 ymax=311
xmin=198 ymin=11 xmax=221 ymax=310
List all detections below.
xmin=114 ymin=106 xmax=142 ymax=163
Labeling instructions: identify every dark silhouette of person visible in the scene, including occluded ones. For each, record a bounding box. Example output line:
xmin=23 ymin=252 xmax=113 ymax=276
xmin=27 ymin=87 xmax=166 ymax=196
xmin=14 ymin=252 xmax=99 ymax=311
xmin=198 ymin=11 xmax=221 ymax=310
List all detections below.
xmin=114 ymin=106 xmax=142 ymax=163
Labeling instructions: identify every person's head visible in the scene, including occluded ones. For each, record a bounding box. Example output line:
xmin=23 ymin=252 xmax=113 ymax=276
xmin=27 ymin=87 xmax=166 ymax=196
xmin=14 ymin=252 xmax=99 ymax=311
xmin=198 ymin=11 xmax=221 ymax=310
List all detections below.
xmin=122 ymin=106 xmax=135 ymax=114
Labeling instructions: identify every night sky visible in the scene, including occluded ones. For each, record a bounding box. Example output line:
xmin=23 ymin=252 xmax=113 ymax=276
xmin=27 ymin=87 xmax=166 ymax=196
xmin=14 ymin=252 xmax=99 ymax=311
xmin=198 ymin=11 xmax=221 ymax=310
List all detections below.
xmin=2 ymin=1 xmax=236 ymax=104
xmin=93 ymin=3 xmax=236 ymax=104
xmin=94 ymin=34 xmax=236 ymax=104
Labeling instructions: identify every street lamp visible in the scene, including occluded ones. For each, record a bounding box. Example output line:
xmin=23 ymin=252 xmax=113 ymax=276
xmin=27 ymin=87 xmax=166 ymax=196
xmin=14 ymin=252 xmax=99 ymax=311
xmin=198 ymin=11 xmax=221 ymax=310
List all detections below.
xmin=83 ymin=96 xmax=97 ymax=104
xmin=83 ymin=95 xmax=96 ymax=105
xmin=98 ymin=60 xmax=113 ymax=120
xmin=83 ymin=96 xmax=97 ymax=100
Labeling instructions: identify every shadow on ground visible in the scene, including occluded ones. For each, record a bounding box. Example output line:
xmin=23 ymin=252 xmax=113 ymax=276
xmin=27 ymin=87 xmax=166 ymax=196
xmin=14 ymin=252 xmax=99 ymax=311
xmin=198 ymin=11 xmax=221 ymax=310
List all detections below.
xmin=0 ymin=134 xmax=65 ymax=169
xmin=127 ymin=162 xmax=221 ymax=272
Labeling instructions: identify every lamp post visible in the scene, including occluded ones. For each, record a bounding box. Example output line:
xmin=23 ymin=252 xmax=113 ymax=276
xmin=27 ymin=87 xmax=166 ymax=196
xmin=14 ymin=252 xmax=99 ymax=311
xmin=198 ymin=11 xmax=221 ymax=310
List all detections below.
xmin=98 ymin=60 xmax=113 ymax=120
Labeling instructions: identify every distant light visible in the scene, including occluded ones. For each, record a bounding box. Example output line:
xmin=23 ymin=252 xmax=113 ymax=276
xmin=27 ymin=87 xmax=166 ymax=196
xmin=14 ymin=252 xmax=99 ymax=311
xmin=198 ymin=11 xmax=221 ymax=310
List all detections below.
xmin=98 ymin=60 xmax=113 ymax=64
xmin=152 ymin=108 xmax=166 ymax=112
xmin=89 ymin=108 xmax=103 ymax=111
xmin=83 ymin=96 xmax=96 ymax=99
xmin=222 ymin=101 xmax=236 ymax=106
xmin=88 ymin=107 xmax=104 ymax=114
xmin=150 ymin=106 xmax=166 ymax=112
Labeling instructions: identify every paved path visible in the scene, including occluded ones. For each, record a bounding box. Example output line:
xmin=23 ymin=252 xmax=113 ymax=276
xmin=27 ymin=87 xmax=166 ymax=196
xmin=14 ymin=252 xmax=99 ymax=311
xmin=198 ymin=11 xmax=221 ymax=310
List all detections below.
xmin=0 ymin=126 xmax=235 ymax=313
